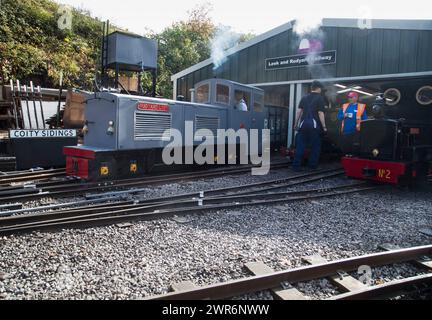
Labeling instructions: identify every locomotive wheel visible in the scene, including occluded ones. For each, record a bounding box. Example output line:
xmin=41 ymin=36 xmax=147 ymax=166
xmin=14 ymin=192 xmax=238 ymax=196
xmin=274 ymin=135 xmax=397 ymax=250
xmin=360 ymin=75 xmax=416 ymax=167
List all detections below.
xmin=145 ymin=149 xmax=156 ymax=173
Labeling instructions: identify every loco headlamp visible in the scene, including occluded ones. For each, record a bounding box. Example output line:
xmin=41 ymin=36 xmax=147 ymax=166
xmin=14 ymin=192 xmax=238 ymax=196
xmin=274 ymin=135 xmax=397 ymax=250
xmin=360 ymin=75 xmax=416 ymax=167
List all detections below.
xmin=107 ymin=121 xmax=115 ymax=135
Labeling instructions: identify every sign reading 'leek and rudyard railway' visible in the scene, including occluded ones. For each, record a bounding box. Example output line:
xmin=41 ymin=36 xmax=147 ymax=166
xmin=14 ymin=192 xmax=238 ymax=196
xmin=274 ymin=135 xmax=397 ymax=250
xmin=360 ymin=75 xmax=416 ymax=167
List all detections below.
xmin=265 ymin=50 xmax=337 ymax=70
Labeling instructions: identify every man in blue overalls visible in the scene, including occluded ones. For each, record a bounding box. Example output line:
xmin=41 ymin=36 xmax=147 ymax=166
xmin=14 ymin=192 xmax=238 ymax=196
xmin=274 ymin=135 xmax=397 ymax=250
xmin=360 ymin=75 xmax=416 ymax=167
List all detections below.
xmin=337 ymin=91 xmax=367 ymax=155
xmin=292 ymin=81 xmax=328 ymax=171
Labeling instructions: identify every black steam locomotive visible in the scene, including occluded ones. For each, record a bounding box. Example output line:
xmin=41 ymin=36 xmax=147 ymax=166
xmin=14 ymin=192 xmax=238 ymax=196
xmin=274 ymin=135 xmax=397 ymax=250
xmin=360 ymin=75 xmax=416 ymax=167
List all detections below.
xmin=342 ymin=79 xmax=432 ymax=185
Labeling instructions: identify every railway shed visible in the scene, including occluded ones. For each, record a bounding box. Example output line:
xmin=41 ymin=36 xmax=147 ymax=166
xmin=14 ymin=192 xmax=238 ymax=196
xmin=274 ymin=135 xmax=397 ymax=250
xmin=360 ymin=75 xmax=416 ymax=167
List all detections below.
xmin=171 ymin=18 xmax=432 ymax=150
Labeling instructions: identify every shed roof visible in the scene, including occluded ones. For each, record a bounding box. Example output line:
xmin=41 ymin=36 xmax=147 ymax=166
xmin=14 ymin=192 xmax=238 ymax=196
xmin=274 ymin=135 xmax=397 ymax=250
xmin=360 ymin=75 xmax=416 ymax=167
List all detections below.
xmin=171 ymin=18 xmax=432 ymax=82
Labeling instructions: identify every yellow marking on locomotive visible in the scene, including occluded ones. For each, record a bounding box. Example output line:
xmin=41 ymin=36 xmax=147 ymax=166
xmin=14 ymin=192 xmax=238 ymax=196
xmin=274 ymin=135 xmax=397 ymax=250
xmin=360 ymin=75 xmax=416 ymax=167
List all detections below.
xmin=378 ymin=169 xmax=391 ymax=180
xmin=100 ymin=166 xmax=109 ymax=176
xmin=130 ymin=162 xmax=138 ymax=173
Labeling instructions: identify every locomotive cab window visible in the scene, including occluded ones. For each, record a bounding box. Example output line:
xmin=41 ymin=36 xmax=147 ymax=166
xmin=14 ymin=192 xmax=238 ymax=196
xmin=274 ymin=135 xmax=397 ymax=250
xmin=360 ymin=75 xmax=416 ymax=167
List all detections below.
xmin=196 ymin=84 xmax=210 ymax=104
xmin=416 ymin=86 xmax=432 ymax=106
xmin=234 ymin=90 xmax=251 ymax=112
xmin=254 ymin=94 xmax=264 ymax=112
xmin=216 ymin=84 xmax=230 ymax=105
xmin=383 ymin=88 xmax=401 ymax=106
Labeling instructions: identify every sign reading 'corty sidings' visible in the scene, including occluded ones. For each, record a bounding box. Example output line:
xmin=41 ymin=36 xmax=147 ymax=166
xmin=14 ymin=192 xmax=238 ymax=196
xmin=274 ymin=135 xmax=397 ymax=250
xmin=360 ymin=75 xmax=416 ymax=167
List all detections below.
xmin=265 ymin=50 xmax=337 ymax=70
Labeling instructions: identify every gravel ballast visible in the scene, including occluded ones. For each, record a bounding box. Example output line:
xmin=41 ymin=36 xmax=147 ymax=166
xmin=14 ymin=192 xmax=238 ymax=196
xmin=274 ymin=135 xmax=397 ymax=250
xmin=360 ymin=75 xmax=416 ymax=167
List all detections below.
xmin=0 ymin=168 xmax=431 ymax=300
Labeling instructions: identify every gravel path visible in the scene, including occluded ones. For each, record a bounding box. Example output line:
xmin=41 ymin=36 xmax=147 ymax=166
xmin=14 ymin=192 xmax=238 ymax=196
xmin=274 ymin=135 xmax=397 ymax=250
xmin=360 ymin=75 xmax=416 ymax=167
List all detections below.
xmin=0 ymin=168 xmax=431 ymax=300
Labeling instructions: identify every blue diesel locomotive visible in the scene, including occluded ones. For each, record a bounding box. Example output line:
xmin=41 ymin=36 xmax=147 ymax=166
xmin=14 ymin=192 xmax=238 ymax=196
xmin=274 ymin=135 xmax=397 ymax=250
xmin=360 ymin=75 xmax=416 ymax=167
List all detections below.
xmin=64 ymin=79 xmax=267 ymax=180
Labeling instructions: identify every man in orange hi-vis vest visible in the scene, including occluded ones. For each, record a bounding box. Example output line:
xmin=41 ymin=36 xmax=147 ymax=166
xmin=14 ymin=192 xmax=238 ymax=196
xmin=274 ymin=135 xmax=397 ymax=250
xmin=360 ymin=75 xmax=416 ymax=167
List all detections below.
xmin=337 ymin=91 xmax=367 ymax=154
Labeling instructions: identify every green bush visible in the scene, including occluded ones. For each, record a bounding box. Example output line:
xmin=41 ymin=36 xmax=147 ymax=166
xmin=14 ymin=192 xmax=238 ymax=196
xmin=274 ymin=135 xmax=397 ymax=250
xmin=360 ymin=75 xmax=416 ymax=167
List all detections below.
xmin=0 ymin=1 xmax=252 ymax=97
xmin=0 ymin=0 xmax=102 ymax=89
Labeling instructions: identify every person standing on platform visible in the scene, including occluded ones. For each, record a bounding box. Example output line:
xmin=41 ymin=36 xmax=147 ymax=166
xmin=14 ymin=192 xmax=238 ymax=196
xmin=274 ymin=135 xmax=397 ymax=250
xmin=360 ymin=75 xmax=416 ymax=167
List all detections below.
xmin=337 ymin=91 xmax=367 ymax=155
xmin=292 ymin=81 xmax=328 ymax=171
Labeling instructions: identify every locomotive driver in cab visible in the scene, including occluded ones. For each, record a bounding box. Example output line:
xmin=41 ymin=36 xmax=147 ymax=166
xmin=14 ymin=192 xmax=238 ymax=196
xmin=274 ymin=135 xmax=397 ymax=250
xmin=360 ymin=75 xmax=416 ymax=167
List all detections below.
xmin=337 ymin=91 xmax=367 ymax=155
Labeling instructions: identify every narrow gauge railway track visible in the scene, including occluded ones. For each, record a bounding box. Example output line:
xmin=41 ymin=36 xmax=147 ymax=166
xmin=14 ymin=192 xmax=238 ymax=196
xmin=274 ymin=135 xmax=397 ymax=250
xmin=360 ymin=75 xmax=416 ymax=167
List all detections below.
xmin=0 ymin=169 xmax=376 ymax=234
xmin=0 ymin=167 xmax=344 ymax=219
xmin=0 ymin=168 xmax=66 ymax=186
xmin=0 ymin=177 xmax=78 ymax=191
xmin=0 ymin=161 xmax=292 ymax=204
xmin=0 ymin=168 xmax=64 ymax=178
xmin=0 ymin=163 xmax=291 ymax=191
xmin=147 ymin=245 xmax=432 ymax=300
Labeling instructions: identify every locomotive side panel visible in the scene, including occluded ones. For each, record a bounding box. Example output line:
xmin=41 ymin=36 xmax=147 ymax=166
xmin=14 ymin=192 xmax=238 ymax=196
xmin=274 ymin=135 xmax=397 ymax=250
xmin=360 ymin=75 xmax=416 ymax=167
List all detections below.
xmin=84 ymin=93 xmax=118 ymax=150
xmin=184 ymin=103 xmax=228 ymax=146
xmin=117 ymin=98 xmax=182 ymax=150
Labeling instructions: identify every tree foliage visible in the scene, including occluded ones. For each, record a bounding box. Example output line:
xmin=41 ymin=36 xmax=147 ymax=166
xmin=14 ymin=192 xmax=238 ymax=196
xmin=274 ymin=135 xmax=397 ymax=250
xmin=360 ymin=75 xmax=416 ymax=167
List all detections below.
xmin=0 ymin=0 xmax=102 ymax=88
xmin=0 ymin=1 xmax=254 ymax=97
xmin=147 ymin=4 xmax=216 ymax=97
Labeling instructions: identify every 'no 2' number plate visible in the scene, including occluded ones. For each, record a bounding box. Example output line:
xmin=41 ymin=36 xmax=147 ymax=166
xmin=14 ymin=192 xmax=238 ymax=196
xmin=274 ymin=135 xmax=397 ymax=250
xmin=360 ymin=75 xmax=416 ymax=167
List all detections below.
xmin=377 ymin=169 xmax=391 ymax=180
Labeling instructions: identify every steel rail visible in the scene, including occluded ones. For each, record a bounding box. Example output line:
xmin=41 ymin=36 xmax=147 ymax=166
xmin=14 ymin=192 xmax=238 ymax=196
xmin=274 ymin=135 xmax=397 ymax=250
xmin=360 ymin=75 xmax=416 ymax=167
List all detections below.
xmin=0 ymin=162 xmax=299 ymax=204
xmin=146 ymin=245 xmax=432 ymax=300
xmin=0 ymin=162 xmax=288 ymax=188
xmin=20 ymin=162 xmax=291 ymax=190
xmin=0 ymin=168 xmax=65 ymax=181
xmin=0 ymin=184 xmax=374 ymax=234
xmin=0 ymin=196 xmax=124 ymax=218
xmin=0 ymin=178 xmax=360 ymax=227
xmin=329 ymin=273 xmax=432 ymax=300
xmin=0 ymin=178 xmax=77 ymax=190
xmin=82 ymin=167 xmax=342 ymax=202
xmin=0 ymin=165 xmax=264 ymax=193
xmin=0 ymin=163 xmax=278 ymax=192
xmin=0 ymin=168 xmax=343 ymax=221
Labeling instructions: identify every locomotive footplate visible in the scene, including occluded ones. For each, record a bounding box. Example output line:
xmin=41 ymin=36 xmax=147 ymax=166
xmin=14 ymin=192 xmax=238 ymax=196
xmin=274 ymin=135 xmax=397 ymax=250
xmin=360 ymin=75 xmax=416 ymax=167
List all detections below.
xmin=64 ymin=146 xmax=155 ymax=181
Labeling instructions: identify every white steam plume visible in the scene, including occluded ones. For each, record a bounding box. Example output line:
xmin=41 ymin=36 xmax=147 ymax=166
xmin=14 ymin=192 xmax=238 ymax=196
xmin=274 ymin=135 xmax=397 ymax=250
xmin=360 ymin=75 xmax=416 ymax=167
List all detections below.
xmin=211 ymin=26 xmax=241 ymax=70
xmin=291 ymin=19 xmax=335 ymax=80
xmin=293 ymin=18 xmax=323 ymax=36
